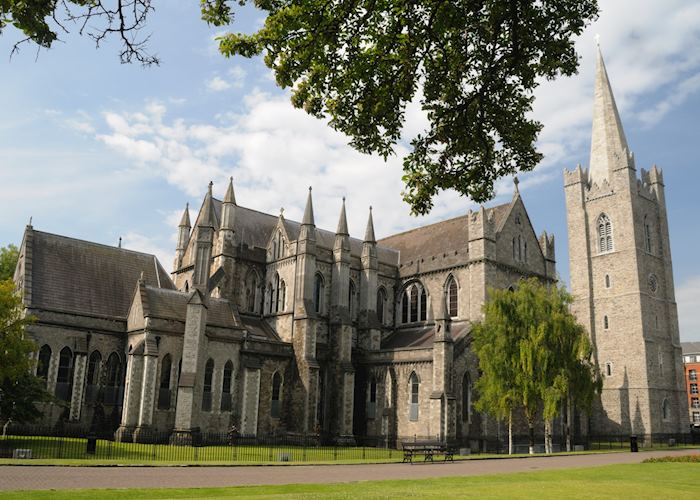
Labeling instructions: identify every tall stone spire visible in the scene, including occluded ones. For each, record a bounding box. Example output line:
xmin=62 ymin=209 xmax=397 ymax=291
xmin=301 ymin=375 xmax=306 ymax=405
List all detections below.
xmin=301 ymin=187 xmax=315 ymax=226
xmin=364 ymin=206 xmax=376 ymax=243
xmin=336 ymin=197 xmax=349 ymax=235
xmin=589 ymin=45 xmax=630 ymax=185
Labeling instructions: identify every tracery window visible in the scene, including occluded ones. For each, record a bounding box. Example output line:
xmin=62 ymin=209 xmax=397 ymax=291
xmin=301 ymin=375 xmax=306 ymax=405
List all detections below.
xmin=597 ymin=214 xmax=613 ymax=253
xmin=400 ymin=282 xmax=428 ymax=323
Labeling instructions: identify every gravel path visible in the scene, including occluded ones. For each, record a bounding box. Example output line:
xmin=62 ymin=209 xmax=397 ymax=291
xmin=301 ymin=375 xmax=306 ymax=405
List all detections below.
xmin=0 ymin=448 xmax=697 ymax=492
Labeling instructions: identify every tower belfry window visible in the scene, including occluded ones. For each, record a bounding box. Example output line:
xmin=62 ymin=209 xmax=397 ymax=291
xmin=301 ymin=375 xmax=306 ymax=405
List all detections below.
xmin=597 ymin=214 xmax=613 ymax=253
xmin=644 ymin=216 xmax=652 ymax=253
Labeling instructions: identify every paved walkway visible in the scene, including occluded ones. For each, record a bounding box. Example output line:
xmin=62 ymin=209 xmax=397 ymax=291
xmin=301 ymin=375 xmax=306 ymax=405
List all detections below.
xmin=0 ymin=448 xmax=697 ymax=491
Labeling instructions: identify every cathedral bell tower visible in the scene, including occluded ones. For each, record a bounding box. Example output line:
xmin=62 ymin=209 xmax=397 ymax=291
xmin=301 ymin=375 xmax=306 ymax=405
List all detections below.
xmin=564 ymin=46 xmax=687 ymax=436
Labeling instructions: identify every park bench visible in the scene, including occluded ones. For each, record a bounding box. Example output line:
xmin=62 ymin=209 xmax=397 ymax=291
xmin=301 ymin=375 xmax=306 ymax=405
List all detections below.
xmin=401 ymin=440 xmax=454 ymax=463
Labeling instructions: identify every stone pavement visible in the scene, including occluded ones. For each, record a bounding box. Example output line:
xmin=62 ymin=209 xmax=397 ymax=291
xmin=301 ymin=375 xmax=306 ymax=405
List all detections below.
xmin=0 ymin=448 xmax=697 ymax=492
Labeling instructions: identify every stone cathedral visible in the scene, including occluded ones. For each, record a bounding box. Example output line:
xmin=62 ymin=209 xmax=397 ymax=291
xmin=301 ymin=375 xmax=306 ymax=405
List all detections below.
xmin=13 ymin=48 xmax=688 ymax=444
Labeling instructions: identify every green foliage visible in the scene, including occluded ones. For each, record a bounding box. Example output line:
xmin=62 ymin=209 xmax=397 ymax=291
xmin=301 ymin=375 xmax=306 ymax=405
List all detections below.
xmin=3 ymin=2 xmax=600 ymax=212
xmin=472 ymin=278 xmax=601 ymax=434
xmin=0 ymin=279 xmax=35 ymax=383
xmin=0 ymin=372 xmax=53 ymax=424
xmin=219 ymin=0 xmax=599 ymax=213
xmin=0 ymin=279 xmax=51 ymax=424
xmin=0 ymin=244 xmax=18 ymax=281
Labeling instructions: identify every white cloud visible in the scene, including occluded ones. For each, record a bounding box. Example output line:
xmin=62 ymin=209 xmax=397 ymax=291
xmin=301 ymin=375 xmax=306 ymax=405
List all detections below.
xmin=91 ymin=0 xmax=700 ymax=241
xmin=637 ymin=73 xmax=700 ymax=126
xmin=206 ymin=76 xmax=232 ymax=92
xmin=677 ymin=275 xmax=700 ymax=342
xmin=121 ymin=231 xmax=173 ymax=273
xmin=529 ymin=0 xmax=700 ymax=172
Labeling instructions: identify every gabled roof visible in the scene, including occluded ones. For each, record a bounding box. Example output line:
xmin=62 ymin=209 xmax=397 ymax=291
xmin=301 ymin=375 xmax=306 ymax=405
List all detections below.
xmin=378 ymin=202 xmax=511 ymax=265
xmin=142 ymin=286 xmax=238 ymax=328
xmin=27 ymin=229 xmax=174 ymax=319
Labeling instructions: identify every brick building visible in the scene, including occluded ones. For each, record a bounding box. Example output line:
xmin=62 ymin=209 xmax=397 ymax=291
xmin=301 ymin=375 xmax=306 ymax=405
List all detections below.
xmin=681 ymin=342 xmax=700 ymax=428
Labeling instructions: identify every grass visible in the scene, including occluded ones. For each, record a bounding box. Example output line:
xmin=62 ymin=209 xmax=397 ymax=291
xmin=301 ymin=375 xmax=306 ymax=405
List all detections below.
xmin=0 ymin=462 xmax=699 ymax=499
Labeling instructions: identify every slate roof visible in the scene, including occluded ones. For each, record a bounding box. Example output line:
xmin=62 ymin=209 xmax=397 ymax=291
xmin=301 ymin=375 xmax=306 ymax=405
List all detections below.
xmin=378 ymin=203 xmax=511 ymax=265
xmin=682 ymin=342 xmax=700 ymax=355
xmin=143 ymin=287 xmax=238 ymax=329
xmin=189 ymin=198 xmax=399 ymax=265
xmin=28 ymin=230 xmax=174 ymax=319
xmin=381 ymin=322 xmax=470 ymax=350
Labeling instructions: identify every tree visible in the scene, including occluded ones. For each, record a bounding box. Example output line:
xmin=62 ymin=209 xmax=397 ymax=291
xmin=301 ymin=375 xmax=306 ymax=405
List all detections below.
xmin=472 ymin=287 xmax=519 ymax=454
xmin=0 ymin=244 xmax=19 ymax=281
xmin=473 ymin=278 xmax=600 ymax=455
xmin=0 ymin=279 xmax=51 ymax=428
xmin=4 ymin=1 xmax=599 ymax=214
xmin=219 ymin=0 xmax=599 ymax=213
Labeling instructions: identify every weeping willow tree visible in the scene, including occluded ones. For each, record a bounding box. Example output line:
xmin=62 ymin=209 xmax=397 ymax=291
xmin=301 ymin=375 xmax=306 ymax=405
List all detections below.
xmin=473 ymin=278 xmax=601 ymax=455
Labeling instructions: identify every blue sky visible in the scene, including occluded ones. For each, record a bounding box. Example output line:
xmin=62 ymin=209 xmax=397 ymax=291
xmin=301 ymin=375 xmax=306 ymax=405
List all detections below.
xmin=1 ymin=1 xmax=700 ymax=340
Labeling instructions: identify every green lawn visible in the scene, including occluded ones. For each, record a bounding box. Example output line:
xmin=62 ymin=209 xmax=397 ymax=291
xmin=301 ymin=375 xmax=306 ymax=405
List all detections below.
xmin=0 ymin=462 xmax=698 ymax=499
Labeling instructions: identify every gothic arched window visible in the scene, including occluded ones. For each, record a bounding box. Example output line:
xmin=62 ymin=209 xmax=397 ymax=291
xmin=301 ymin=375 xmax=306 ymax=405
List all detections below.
xmin=87 ymin=351 xmax=101 ymax=386
xmin=446 ymin=276 xmax=458 ymax=318
xmin=604 ymin=315 xmax=609 ymax=330
xmin=221 ymin=360 xmax=234 ymax=412
xmin=367 ymin=379 xmax=377 ymax=419
xmin=86 ymin=350 xmax=102 ymax=403
xmin=245 ymin=270 xmax=259 ymax=313
xmin=409 ymin=372 xmax=420 ymax=421
xmin=462 ymin=372 xmax=472 ymax=423
xmin=271 ymin=372 xmax=283 ymax=418
xmin=104 ymin=352 xmax=123 ymax=405
xmin=376 ymin=287 xmax=387 ymax=324
xmin=401 ymin=283 xmax=428 ymax=324
xmin=278 ymin=279 xmax=286 ymax=313
xmin=36 ymin=344 xmax=51 ymax=382
xmin=158 ymin=354 xmax=172 ymax=410
xmin=56 ymin=346 xmax=73 ymax=401
xmin=597 ymin=214 xmax=613 ymax=253
xmin=662 ymin=398 xmax=670 ymax=421
xmin=202 ymin=358 xmax=214 ymax=412
xmin=314 ymin=273 xmax=325 ymax=314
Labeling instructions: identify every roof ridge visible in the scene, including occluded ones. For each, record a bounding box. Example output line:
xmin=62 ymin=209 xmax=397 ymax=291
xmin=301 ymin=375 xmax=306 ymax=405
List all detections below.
xmin=32 ymin=229 xmax=161 ymax=259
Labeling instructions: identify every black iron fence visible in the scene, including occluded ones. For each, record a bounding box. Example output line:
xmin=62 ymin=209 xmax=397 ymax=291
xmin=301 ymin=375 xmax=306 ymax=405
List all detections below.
xmin=0 ymin=426 xmax=698 ymax=463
